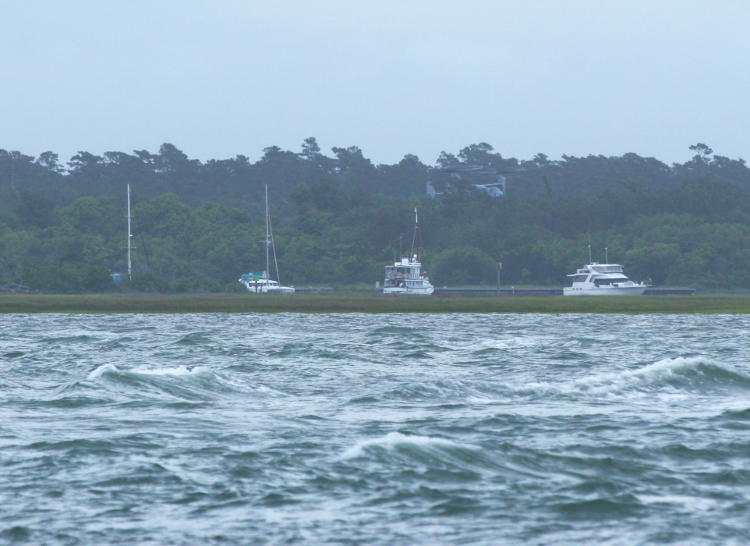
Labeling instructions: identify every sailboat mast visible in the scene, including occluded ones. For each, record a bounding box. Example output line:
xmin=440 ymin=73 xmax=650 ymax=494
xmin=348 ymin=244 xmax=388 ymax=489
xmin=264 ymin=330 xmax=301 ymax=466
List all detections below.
xmin=265 ymin=184 xmax=270 ymax=281
xmin=127 ymin=184 xmax=132 ymax=281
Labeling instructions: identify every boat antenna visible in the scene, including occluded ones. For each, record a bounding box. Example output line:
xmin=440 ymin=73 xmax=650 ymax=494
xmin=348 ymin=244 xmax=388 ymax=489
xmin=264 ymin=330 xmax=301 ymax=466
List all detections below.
xmin=127 ymin=184 xmax=133 ymax=281
xmin=587 ymin=242 xmax=592 ymax=264
xmin=605 ymin=247 xmax=609 ymax=263
xmin=410 ymin=208 xmax=419 ymax=257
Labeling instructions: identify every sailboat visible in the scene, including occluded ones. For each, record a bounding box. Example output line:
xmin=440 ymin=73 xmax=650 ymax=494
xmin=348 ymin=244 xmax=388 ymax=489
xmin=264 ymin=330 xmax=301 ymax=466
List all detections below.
xmin=238 ymin=185 xmax=295 ymax=294
xmin=126 ymin=184 xmax=133 ymax=281
xmin=111 ymin=184 xmax=134 ymax=284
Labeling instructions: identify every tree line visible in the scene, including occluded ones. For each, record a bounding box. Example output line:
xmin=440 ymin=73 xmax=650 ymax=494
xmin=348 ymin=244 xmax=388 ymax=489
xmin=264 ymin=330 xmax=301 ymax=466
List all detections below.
xmin=1 ymin=140 xmax=749 ymax=292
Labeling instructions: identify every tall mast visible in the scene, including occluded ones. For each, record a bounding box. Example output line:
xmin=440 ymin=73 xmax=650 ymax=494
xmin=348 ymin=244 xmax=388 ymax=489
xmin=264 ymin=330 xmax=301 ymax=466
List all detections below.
xmin=411 ymin=207 xmax=418 ymax=257
xmin=127 ymin=184 xmax=132 ymax=281
xmin=265 ymin=184 xmax=270 ymax=281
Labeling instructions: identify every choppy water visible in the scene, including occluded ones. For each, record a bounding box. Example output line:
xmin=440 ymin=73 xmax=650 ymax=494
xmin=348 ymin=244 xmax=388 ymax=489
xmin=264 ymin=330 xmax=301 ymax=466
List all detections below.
xmin=2 ymin=313 xmax=750 ymax=544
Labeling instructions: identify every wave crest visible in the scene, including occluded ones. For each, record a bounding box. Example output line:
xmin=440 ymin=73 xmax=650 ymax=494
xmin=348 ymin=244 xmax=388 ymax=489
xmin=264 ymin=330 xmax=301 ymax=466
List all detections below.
xmin=87 ymin=363 xmax=120 ymax=379
xmin=83 ymin=363 xmax=246 ymax=402
xmin=580 ymin=357 xmax=750 ymax=393
xmin=88 ymin=364 xmax=211 ymax=379
xmin=342 ymin=431 xmax=466 ymax=459
xmin=509 ymin=357 xmax=750 ymax=400
xmin=131 ymin=366 xmax=211 ymax=377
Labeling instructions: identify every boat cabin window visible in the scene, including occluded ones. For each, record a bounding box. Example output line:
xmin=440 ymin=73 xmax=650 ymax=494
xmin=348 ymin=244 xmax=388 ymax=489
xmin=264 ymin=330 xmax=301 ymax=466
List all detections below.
xmin=572 ymin=275 xmax=588 ymax=282
xmin=592 ymin=265 xmax=623 ymax=273
xmin=594 ymin=277 xmax=629 ymax=286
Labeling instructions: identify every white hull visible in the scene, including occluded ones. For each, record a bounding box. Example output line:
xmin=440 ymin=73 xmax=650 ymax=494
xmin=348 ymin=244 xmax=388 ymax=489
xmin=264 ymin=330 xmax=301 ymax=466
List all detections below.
xmin=563 ymin=286 xmax=646 ymax=296
xmin=565 ymin=262 xmax=648 ymax=296
xmin=383 ymin=286 xmax=434 ymax=296
xmin=240 ymin=281 xmax=295 ymax=294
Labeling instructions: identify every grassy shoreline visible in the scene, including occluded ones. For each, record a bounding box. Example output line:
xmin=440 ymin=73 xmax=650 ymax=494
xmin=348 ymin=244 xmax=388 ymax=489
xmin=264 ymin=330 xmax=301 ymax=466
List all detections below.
xmin=0 ymin=293 xmax=749 ymax=314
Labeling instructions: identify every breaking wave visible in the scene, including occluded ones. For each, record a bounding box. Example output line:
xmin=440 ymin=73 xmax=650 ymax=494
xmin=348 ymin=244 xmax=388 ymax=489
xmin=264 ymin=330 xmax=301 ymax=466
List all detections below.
xmin=83 ymin=363 xmax=247 ymax=402
xmin=342 ymin=431 xmax=464 ymax=459
xmin=516 ymin=357 xmax=750 ymax=398
xmin=88 ymin=364 xmax=212 ymax=380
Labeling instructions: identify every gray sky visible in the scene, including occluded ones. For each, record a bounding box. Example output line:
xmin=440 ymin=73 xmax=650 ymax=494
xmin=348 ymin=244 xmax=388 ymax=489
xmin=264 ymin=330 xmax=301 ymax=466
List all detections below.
xmin=2 ymin=1 xmax=748 ymax=165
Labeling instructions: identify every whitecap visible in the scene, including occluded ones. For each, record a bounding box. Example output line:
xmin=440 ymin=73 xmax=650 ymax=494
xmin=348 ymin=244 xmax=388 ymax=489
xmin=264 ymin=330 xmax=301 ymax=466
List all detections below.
xmin=87 ymin=363 xmax=120 ymax=379
xmin=510 ymin=357 xmax=748 ymax=398
xmin=573 ymin=356 xmax=748 ymax=393
xmin=131 ymin=366 xmax=211 ymax=377
xmin=87 ymin=364 xmax=213 ymax=382
xmin=341 ymin=431 xmax=464 ymax=459
xmin=637 ymin=494 xmax=718 ymax=511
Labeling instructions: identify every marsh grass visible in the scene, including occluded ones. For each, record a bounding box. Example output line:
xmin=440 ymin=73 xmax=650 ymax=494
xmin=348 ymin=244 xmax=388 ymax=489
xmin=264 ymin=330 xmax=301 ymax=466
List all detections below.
xmin=0 ymin=293 xmax=748 ymax=313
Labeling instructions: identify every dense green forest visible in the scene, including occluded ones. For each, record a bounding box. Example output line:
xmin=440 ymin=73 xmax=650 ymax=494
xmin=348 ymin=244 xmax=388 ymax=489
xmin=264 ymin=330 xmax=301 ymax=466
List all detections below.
xmin=1 ymin=139 xmax=749 ymax=292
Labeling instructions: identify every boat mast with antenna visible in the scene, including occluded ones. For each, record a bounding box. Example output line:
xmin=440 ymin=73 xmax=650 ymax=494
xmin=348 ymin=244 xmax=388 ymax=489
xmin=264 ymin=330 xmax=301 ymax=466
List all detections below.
xmin=127 ymin=184 xmax=133 ymax=281
xmin=411 ymin=208 xmax=419 ymax=257
xmin=265 ymin=184 xmax=270 ymax=281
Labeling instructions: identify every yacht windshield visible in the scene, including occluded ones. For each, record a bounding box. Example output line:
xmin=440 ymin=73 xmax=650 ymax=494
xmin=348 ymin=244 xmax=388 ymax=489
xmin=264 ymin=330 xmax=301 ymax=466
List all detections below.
xmin=594 ymin=277 xmax=630 ymax=286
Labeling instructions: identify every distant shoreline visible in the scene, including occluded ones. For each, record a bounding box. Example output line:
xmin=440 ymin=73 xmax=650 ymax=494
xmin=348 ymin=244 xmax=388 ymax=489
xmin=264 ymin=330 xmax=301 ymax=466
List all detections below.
xmin=0 ymin=293 xmax=748 ymax=314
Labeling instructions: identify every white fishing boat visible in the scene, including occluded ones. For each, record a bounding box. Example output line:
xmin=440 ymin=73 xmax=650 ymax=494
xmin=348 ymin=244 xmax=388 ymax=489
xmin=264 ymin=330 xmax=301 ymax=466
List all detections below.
xmin=383 ymin=255 xmax=434 ymax=295
xmin=239 ymin=185 xmax=295 ymax=294
xmin=383 ymin=209 xmax=434 ymax=295
xmin=563 ymin=259 xmax=648 ymax=296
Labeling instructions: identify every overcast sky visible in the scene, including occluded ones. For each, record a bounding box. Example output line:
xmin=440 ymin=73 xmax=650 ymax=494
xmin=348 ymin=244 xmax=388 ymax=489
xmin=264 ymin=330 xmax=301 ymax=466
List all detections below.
xmin=2 ymin=1 xmax=748 ymax=165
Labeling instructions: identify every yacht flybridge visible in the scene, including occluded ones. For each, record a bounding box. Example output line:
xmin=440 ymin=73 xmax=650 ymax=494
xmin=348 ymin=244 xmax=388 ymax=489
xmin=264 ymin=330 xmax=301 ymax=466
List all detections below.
xmin=564 ymin=262 xmax=648 ymax=296
xmin=383 ymin=209 xmax=434 ymax=295
xmin=238 ymin=185 xmax=295 ymax=295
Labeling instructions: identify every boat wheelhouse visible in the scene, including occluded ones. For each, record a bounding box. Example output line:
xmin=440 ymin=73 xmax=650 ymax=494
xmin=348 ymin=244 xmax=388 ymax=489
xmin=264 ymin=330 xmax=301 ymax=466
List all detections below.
xmin=563 ymin=262 xmax=648 ymax=296
xmin=383 ymin=255 xmax=434 ymax=295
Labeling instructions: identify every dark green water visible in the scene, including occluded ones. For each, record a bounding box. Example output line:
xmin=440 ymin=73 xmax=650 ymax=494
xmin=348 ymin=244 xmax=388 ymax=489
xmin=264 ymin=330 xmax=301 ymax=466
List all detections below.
xmin=2 ymin=313 xmax=750 ymax=544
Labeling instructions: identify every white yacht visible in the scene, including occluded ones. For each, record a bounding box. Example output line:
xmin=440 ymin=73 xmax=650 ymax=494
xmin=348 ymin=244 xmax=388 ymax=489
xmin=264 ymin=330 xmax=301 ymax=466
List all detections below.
xmin=239 ymin=185 xmax=295 ymax=295
xmin=383 ymin=209 xmax=434 ymax=295
xmin=564 ymin=262 xmax=648 ymax=296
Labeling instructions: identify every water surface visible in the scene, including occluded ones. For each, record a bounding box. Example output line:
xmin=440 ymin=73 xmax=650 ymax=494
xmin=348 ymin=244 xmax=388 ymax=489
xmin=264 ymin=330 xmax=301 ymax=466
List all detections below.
xmin=2 ymin=313 xmax=749 ymax=544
